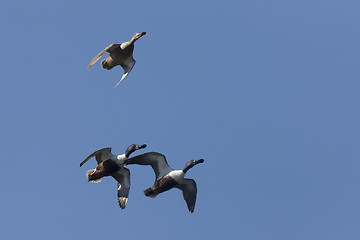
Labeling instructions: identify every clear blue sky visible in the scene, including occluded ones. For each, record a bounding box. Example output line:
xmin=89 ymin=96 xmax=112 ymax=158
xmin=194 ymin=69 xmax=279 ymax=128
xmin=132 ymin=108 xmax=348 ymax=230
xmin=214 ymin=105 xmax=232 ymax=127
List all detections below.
xmin=1 ymin=0 xmax=359 ymax=239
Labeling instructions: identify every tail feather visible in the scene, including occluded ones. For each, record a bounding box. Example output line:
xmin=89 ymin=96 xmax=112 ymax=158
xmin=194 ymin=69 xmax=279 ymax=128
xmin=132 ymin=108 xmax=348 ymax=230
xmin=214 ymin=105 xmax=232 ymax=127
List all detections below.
xmin=118 ymin=197 xmax=128 ymax=209
xmin=86 ymin=169 xmax=102 ymax=183
xmin=144 ymin=188 xmax=158 ymax=198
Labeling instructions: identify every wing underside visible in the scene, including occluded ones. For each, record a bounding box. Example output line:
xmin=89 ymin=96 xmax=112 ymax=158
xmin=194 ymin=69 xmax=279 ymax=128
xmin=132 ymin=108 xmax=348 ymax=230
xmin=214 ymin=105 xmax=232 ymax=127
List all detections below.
xmin=113 ymin=57 xmax=136 ymax=88
xmin=80 ymin=148 xmax=112 ymax=167
xmin=112 ymin=168 xmax=131 ymax=209
xmin=176 ymin=178 xmax=197 ymax=213
xmin=125 ymin=152 xmax=173 ymax=180
xmin=88 ymin=44 xmax=119 ymax=68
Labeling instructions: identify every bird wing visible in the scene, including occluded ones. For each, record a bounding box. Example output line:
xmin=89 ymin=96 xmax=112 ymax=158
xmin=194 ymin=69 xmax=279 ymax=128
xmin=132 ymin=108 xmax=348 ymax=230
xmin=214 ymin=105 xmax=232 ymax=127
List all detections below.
xmin=125 ymin=152 xmax=173 ymax=180
xmin=87 ymin=44 xmax=118 ymax=68
xmin=113 ymin=57 xmax=136 ymax=88
xmin=80 ymin=148 xmax=112 ymax=167
xmin=112 ymin=168 xmax=130 ymax=209
xmin=175 ymin=178 xmax=197 ymax=213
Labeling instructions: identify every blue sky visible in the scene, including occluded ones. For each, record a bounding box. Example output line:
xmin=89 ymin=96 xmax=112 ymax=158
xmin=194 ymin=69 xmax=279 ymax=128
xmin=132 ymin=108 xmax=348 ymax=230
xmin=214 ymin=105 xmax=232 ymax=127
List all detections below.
xmin=1 ymin=0 xmax=360 ymax=239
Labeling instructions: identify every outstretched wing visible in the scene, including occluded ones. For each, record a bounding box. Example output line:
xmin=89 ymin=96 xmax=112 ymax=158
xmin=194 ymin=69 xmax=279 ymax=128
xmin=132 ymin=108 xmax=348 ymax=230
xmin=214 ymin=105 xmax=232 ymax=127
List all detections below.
xmin=175 ymin=178 xmax=197 ymax=213
xmin=88 ymin=44 xmax=118 ymax=68
xmin=112 ymin=168 xmax=130 ymax=209
xmin=80 ymin=148 xmax=112 ymax=167
xmin=125 ymin=152 xmax=173 ymax=180
xmin=113 ymin=57 xmax=136 ymax=88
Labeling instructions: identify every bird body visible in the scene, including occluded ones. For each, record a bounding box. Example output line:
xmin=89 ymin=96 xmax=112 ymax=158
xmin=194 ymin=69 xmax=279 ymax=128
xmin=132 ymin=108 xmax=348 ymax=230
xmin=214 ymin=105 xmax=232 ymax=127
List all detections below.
xmin=85 ymin=153 xmax=126 ymax=182
xmin=101 ymin=43 xmax=134 ymax=70
xmin=124 ymin=152 xmax=204 ymax=212
xmin=143 ymin=170 xmax=186 ymax=198
xmin=88 ymin=32 xmax=146 ymax=87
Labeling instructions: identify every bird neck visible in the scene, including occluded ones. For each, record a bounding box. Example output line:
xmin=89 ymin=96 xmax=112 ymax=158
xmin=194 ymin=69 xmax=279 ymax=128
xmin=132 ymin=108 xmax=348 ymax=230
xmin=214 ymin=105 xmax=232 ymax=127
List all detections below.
xmin=129 ymin=37 xmax=138 ymax=45
xmin=125 ymin=146 xmax=136 ymax=158
xmin=182 ymin=165 xmax=193 ymax=174
xmin=125 ymin=151 xmax=131 ymax=158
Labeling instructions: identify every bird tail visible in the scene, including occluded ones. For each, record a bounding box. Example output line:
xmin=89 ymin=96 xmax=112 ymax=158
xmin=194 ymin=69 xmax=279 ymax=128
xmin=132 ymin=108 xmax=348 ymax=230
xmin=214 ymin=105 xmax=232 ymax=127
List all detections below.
xmin=86 ymin=169 xmax=102 ymax=183
xmin=144 ymin=188 xmax=159 ymax=198
xmin=118 ymin=197 xmax=128 ymax=209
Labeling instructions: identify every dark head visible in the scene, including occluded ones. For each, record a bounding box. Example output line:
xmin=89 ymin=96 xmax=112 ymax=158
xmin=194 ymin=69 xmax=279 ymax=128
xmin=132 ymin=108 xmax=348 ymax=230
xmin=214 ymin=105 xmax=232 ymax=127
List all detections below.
xmin=125 ymin=144 xmax=147 ymax=158
xmin=183 ymin=159 xmax=204 ymax=173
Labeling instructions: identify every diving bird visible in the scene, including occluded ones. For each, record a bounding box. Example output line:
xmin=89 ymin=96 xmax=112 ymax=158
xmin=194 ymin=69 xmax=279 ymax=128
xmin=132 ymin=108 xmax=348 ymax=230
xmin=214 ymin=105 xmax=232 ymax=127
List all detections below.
xmin=124 ymin=152 xmax=204 ymax=213
xmin=87 ymin=32 xmax=147 ymax=88
xmin=80 ymin=144 xmax=147 ymax=209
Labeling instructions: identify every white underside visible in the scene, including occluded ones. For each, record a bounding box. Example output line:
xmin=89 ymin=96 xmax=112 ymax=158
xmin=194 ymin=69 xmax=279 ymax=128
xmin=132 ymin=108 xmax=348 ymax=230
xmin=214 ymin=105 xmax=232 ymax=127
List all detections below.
xmin=168 ymin=170 xmax=185 ymax=182
xmin=114 ymin=154 xmax=127 ymax=167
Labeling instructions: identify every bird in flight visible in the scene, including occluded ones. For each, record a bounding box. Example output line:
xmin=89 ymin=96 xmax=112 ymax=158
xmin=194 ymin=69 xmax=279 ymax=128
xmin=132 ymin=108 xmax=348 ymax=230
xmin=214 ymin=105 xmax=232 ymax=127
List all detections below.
xmin=88 ymin=32 xmax=146 ymax=88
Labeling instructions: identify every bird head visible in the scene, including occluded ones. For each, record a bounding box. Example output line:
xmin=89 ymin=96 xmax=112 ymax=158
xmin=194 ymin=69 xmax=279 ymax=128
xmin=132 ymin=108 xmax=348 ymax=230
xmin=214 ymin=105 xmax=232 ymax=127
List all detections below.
xmin=131 ymin=32 xmax=146 ymax=42
xmin=183 ymin=159 xmax=204 ymax=173
xmin=125 ymin=144 xmax=147 ymax=158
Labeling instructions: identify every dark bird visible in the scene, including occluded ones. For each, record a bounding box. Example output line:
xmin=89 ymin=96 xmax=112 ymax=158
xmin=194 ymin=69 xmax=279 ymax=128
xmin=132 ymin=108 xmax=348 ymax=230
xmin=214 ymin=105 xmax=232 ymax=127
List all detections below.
xmin=124 ymin=152 xmax=204 ymax=213
xmin=88 ymin=32 xmax=146 ymax=87
xmin=80 ymin=144 xmax=147 ymax=209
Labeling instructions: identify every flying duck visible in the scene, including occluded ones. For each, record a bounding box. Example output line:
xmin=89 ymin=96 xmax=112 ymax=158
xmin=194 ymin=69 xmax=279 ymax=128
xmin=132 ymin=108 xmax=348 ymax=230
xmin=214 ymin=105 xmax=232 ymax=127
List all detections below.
xmin=80 ymin=144 xmax=147 ymax=209
xmin=124 ymin=152 xmax=204 ymax=213
xmin=88 ymin=32 xmax=146 ymax=88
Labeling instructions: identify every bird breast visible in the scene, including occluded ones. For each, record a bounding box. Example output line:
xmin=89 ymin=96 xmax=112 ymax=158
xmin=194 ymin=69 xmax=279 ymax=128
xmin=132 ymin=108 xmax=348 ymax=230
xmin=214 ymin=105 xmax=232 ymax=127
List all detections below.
xmin=114 ymin=154 xmax=127 ymax=167
xmin=168 ymin=170 xmax=185 ymax=183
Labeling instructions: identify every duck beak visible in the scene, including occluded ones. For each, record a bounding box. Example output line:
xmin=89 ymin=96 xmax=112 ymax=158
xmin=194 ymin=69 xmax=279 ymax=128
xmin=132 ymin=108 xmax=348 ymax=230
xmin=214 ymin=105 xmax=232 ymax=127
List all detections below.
xmin=195 ymin=159 xmax=204 ymax=164
xmin=136 ymin=144 xmax=147 ymax=149
xmin=140 ymin=32 xmax=146 ymax=37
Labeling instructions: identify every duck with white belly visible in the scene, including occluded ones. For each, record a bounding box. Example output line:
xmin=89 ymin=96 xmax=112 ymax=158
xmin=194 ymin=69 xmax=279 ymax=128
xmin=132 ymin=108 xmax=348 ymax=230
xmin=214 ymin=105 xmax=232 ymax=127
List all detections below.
xmin=124 ymin=152 xmax=204 ymax=213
